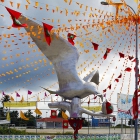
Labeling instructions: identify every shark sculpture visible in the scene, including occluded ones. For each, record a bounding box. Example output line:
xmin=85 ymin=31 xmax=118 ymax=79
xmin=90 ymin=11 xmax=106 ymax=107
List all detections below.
xmin=19 ymin=16 xmax=115 ymax=118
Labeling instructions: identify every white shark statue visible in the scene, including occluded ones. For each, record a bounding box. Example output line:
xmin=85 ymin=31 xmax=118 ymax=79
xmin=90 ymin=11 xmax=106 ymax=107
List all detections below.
xmin=19 ymin=16 xmax=115 ymax=118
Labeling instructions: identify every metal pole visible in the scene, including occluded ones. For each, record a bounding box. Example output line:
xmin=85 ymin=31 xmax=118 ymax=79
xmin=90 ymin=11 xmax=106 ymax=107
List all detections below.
xmin=135 ymin=20 xmax=139 ymax=140
xmin=88 ymin=104 xmax=89 ymax=134
xmin=121 ymin=118 xmax=123 ymax=134
xmin=126 ymin=5 xmax=139 ymax=139
xmin=36 ymin=102 xmax=37 ymax=134
xmin=125 ymin=118 xmax=126 ymax=134
xmin=109 ymin=118 xmax=110 ymax=136
xmin=46 ymin=112 xmax=48 ymax=129
xmin=101 ymin=2 xmax=139 ymax=139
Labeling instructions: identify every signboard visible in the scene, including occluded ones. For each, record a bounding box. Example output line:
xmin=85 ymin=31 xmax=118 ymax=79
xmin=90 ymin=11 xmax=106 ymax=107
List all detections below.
xmin=117 ymin=93 xmax=133 ymax=119
xmin=82 ymin=106 xmax=102 ymax=112
xmin=117 ymin=93 xmax=140 ymax=119
xmin=0 ymin=120 xmax=10 ymax=125
xmin=3 ymin=102 xmax=36 ymax=107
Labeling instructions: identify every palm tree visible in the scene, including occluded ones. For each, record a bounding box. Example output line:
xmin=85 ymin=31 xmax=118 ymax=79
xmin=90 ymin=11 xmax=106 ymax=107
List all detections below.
xmin=10 ymin=111 xmax=19 ymax=126
xmin=1 ymin=95 xmax=10 ymax=105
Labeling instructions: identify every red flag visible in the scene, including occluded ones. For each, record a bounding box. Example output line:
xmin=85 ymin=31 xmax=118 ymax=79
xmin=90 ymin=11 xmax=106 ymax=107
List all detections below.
xmin=51 ymin=110 xmax=57 ymax=118
xmin=42 ymin=22 xmax=53 ymax=46
xmin=103 ymin=52 xmax=108 ymax=60
xmin=44 ymin=92 xmax=47 ymax=97
xmin=118 ymin=73 xmax=122 ymax=78
xmin=125 ymin=67 xmax=132 ymax=72
xmin=92 ymin=42 xmax=99 ymax=50
xmin=67 ymin=33 xmax=76 ymax=45
xmin=132 ymin=58 xmax=136 ymax=62
xmin=106 ymin=48 xmax=111 ymax=53
xmin=28 ymin=90 xmax=32 ymax=95
xmin=103 ymin=48 xmax=111 ymax=60
xmin=103 ymin=89 xmax=106 ymax=93
xmin=2 ymin=91 xmax=5 ymax=96
xmin=16 ymin=92 xmax=20 ymax=97
xmin=115 ymin=79 xmax=119 ymax=82
xmin=128 ymin=56 xmax=134 ymax=60
xmin=94 ymin=96 xmax=97 ymax=99
xmin=108 ymin=84 xmax=111 ymax=89
xmin=119 ymin=52 xmax=124 ymax=58
xmin=63 ymin=120 xmax=69 ymax=129
xmin=68 ymin=118 xmax=83 ymax=140
xmin=5 ymin=7 xmax=27 ymax=28
xmin=132 ymin=93 xmax=138 ymax=119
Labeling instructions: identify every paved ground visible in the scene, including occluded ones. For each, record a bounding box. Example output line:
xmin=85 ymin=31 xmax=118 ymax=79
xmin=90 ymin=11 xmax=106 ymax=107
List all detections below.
xmin=25 ymin=127 xmax=138 ymax=134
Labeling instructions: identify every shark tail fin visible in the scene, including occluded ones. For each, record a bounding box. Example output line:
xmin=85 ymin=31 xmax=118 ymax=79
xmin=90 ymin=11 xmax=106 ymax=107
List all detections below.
xmin=40 ymin=86 xmax=57 ymax=94
xmin=83 ymin=70 xmax=99 ymax=85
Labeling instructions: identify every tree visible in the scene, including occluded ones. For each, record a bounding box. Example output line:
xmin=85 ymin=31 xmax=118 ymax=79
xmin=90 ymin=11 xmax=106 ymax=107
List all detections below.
xmin=57 ymin=109 xmax=66 ymax=118
xmin=24 ymin=109 xmax=36 ymax=128
xmin=0 ymin=107 xmax=5 ymax=120
xmin=82 ymin=119 xmax=91 ymax=127
xmin=10 ymin=111 xmax=19 ymax=126
xmin=36 ymin=115 xmax=42 ymax=119
xmin=1 ymin=95 xmax=10 ymax=105
xmin=0 ymin=95 xmax=10 ymax=120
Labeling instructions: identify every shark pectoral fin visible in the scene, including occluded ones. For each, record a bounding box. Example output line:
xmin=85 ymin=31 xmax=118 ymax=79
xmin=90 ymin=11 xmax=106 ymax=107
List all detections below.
xmin=83 ymin=70 xmax=99 ymax=85
xmin=40 ymin=86 xmax=57 ymax=94
xmin=48 ymin=101 xmax=71 ymax=112
xmin=97 ymin=94 xmax=103 ymax=102
xmin=81 ymin=108 xmax=115 ymax=117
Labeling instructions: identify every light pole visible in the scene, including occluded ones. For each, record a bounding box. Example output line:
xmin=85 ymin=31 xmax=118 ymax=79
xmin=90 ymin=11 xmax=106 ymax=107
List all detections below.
xmin=101 ymin=1 xmax=139 ymax=140
xmin=46 ymin=112 xmax=48 ymax=129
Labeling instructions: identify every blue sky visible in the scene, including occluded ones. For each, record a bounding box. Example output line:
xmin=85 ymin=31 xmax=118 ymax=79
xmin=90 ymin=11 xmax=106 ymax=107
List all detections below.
xmin=0 ymin=0 xmax=139 ymax=117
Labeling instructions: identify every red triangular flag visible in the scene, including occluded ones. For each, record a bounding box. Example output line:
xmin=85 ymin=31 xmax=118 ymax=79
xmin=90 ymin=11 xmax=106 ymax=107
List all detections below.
xmin=132 ymin=93 xmax=138 ymax=119
xmin=28 ymin=90 xmax=32 ymax=95
xmin=103 ymin=93 xmax=106 ymax=97
xmin=115 ymin=79 xmax=119 ymax=82
xmin=103 ymin=52 xmax=108 ymax=60
xmin=118 ymin=73 xmax=122 ymax=78
xmin=119 ymin=52 xmax=124 ymax=58
xmin=125 ymin=67 xmax=132 ymax=72
xmin=45 ymin=92 xmax=47 ymax=97
xmin=92 ymin=42 xmax=99 ymax=50
xmin=108 ymin=84 xmax=111 ymax=89
xmin=2 ymin=91 xmax=5 ymax=96
xmin=103 ymin=89 xmax=106 ymax=93
xmin=94 ymin=96 xmax=97 ymax=99
xmin=103 ymin=48 xmax=111 ymax=60
xmin=128 ymin=56 xmax=134 ymax=60
xmin=106 ymin=48 xmax=111 ymax=53
xmin=16 ymin=92 xmax=20 ymax=97
xmin=42 ymin=22 xmax=53 ymax=46
xmin=67 ymin=33 xmax=76 ymax=45
xmin=132 ymin=58 xmax=136 ymax=62
xmin=5 ymin=7 xmax=27 ymax=28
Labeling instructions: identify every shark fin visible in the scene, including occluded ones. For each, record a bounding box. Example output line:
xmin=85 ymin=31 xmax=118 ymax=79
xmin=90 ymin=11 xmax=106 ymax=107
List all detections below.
xmin=40 ymin=86 xmax=57 ymax=94
xmin=83 ymin=70 xmax=99 ymax=85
